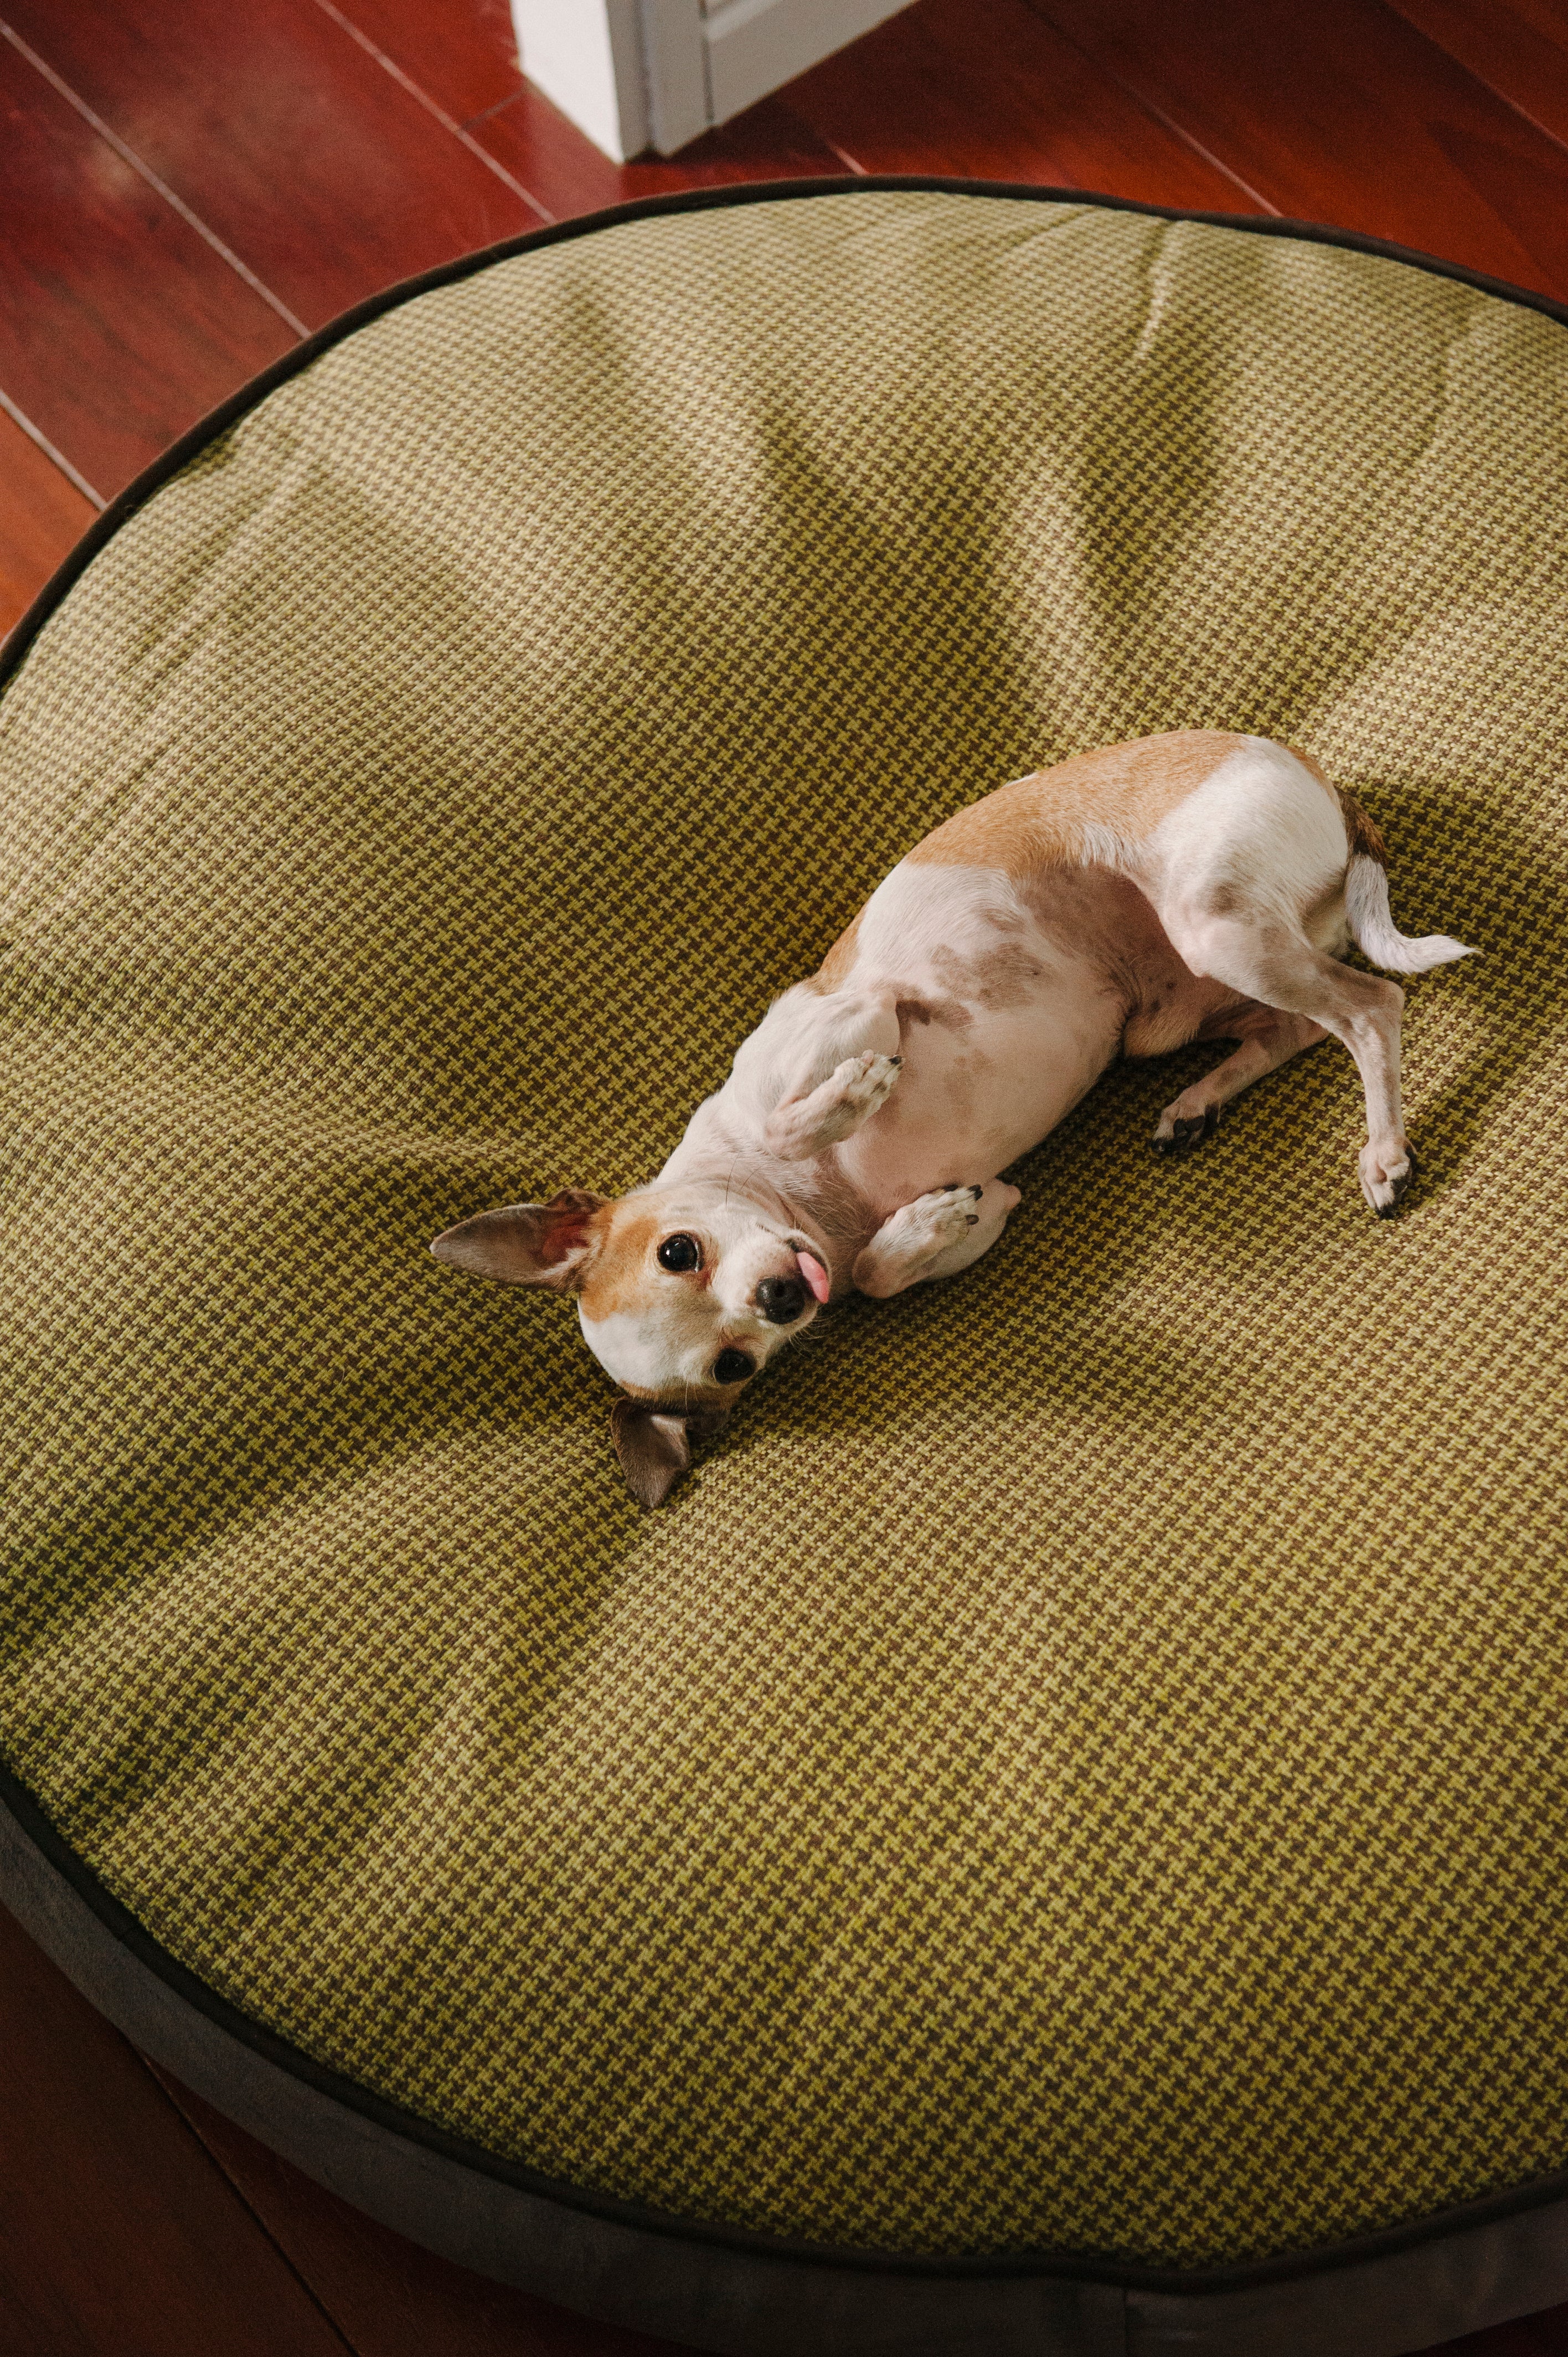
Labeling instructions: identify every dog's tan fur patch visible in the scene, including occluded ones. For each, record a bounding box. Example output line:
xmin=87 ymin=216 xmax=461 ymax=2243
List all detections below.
xmin=904 ymin=729 xmax=1245 ymax=875
xmin=1338 ymin=791 xmax=1391 ymax=869
xmin=810 ymin=912 xmax=862 ymax=992
xmin=576 ymin=1205 xmax=668 ymax=1324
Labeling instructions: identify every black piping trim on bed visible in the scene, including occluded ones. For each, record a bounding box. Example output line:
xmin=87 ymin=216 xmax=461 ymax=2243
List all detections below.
xmin=4 ymin=1754 xmax=1564 ymax=2292
xmin=7 ymin=1781 xmax=1568 ymax=2357
xmin=3 ymin=178 xmax=1566 ymax=2354
xmin=3 ymin=173 xmax=1566 ymax=701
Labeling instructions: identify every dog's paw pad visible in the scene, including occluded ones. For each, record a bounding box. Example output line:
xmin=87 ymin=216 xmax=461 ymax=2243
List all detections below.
xmin=1153 ymin=1104 xmax=1220 ymax=1154
xmin=899 ymin=1185 xmax=984 ymax=1252
xmin=1360 ymin=1141 xmax=1418 ymax=1217
xmin=832 ymin=1051 xmax=901 ymax=1113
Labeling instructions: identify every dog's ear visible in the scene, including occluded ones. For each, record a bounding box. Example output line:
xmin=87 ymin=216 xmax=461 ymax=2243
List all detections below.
xmin=610 ymin=1401 xmax=730 ymax=1509
xmin=430 ymin=1189 xmax=611 ymax=1291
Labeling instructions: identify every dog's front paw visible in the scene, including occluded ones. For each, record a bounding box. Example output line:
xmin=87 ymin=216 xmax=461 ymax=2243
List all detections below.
xmin=828 ymin=1050 xmax=902 ymax=1125
xmin=1360 ymin=1139 xmax=1417 ymax=1217
xmin=887 ymin=1181 xmax=983 ymax=1254
xmin=853 ymin=1182 xmax=1009 ymax=1298
xmin=764 ymin=1049 xmax=902 ymax=1159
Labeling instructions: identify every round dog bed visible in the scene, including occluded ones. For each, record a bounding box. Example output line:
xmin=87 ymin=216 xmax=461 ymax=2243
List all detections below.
xmin=2 ymin=183 xmax=1566 ymax=2357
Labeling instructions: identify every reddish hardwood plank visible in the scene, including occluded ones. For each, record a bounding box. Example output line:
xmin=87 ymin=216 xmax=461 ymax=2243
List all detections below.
xmin=781 ymin=0 xmax=1266 ymax=210
xmin=1 ymin=0 xmax=543 ymax=335
xmin=0 ymin=39 xmax=295 ymax=497
xmin=0 ymin=410 xmax=96 ymax=641
xmin=1024 ymin=0 xmax=1568 ymax=302
xmin=472 ymin=81 xmax=849 ymax=219
xmin=1411 ymin=2301 xmax=1568 ymax=2354
xmin=153 ymin=2068 xmax=704 ymax=2357
xmin=1386 ymin=0 xmax=1568 ymax=153
xmin=0 ymin=1906 xmax=349 ymax=2357
xmin=328 ymin=0 xmax=525 ymax=127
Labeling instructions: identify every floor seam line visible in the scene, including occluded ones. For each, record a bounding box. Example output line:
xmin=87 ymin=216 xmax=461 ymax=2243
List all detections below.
xmin=309 ymin=0 xmax=554 ymax=224
xmin=0 ymin=18 xmax=311 ymax=338
xmin=1015 ymin=0 xmax=1281 ymax=217
xmin=140 ymin=2052 xmax=362 ymax=2357
xmin=1378 ymin=0 xmax=1568 ymax=165
xmin=0 ymin=385 xmax=105 ymax=508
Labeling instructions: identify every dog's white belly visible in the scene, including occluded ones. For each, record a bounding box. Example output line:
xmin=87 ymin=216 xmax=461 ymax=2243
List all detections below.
xmin=836 ymin=990 xmax=1116 ymax=1211
xmin=833 ymin=866 xmax=1123 ymax=1213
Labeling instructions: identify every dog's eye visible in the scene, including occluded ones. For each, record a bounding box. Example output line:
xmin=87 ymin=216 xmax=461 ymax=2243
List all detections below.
xmin=713 ymin=1349 xmax=754 ymax=1385
xmin=657 ymin=1233 xmax=702 ymax=1273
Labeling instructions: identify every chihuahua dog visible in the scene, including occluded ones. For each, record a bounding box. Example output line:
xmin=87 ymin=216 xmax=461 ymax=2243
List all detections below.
xmin=432 ymin=731 xmax=1472 ymax=1505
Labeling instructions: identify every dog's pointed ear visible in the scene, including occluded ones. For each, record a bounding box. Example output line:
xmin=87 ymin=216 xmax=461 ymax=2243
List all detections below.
xmin=610 ymin=1401 xmax=731 ymax=1509
xmin=430 ymin=1188 xmax=611 ymax=1291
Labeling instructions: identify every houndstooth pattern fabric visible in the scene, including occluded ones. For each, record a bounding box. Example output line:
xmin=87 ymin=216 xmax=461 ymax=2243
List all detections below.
xmin=0 ymin=192 xmax=1565 ymax=2266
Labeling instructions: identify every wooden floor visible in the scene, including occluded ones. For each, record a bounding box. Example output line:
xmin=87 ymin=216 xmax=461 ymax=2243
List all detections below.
xmin=2 ymin=0 xmax=1568 ymax=2348
xmin=5 ymin=0 xmax=1568 ymax=640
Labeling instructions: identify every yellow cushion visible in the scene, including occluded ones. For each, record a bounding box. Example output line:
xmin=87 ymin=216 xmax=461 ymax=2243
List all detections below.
xmin=1 ymin=190 xmax=1564 ymax=2266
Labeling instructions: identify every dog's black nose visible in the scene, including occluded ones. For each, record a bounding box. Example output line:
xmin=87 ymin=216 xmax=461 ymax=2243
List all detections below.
xmin=756 ymin=1274 xmax=807 ymax=1324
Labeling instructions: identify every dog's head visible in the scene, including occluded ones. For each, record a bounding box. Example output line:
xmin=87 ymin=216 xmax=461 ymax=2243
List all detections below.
xmin=430 ymin=1182 xmax=830 ymax=1505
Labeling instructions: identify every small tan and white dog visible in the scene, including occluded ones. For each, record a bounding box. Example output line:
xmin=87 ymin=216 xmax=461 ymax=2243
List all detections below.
xmin=432 ymin=730 xmax=1473 ymax=1505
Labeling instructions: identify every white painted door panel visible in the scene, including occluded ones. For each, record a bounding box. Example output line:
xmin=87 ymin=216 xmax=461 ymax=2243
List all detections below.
xmin=511 ymin=0 xmax=647 ymax=162
xmin=513 ymin=0 xmax=915 ymax=159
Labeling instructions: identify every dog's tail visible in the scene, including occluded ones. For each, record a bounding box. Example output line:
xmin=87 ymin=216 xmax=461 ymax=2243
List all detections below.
xmin=1339 ymin=793 xmax=1477 ymax=974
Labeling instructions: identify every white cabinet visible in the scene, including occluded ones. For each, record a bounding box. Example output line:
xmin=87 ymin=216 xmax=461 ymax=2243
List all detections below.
xmin=512 ymin=0 xmax=914 ymax=161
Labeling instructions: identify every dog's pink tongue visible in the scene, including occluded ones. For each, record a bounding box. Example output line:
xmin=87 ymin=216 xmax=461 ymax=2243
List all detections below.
xmin=797 ymin=1250 xmax=832 ymax=1304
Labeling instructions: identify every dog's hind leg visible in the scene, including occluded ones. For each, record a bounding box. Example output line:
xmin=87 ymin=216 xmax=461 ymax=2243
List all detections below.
xmin=1164 ymin=915 xmax=1412 ymax=1213
xmin=1153 ymin=1002 xmax=1328 ymax=1153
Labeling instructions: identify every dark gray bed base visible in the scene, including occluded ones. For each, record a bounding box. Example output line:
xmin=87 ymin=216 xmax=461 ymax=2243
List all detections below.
xmin=4 ymin=1796 xmax=1565 ymax=2357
